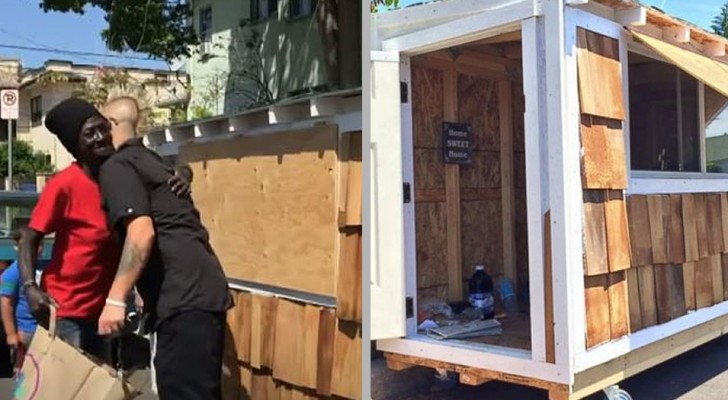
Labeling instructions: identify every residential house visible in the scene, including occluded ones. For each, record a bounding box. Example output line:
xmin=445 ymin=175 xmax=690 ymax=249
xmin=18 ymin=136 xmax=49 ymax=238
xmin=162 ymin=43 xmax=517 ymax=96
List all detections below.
xmin=18 ymin=60 xmax=189 ymax=170
xmin=188 ymin=0 xmax=361 ymax=117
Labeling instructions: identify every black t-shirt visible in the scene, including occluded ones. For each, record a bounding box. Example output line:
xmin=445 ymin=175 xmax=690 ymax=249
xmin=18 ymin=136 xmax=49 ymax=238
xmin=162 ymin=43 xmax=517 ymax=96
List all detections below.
xmin=98 ymin=138 xmax=231 ymax=329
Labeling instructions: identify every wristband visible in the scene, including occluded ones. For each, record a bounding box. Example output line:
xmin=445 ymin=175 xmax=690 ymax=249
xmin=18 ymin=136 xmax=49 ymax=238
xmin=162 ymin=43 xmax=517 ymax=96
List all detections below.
xmin=105 ymin=298 xmax=127 ymax=308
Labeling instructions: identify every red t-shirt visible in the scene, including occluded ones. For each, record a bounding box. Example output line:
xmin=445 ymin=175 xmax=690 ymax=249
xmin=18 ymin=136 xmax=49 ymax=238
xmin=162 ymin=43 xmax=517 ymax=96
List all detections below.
xmin=29 ymin=163 xmax=120 ymax=319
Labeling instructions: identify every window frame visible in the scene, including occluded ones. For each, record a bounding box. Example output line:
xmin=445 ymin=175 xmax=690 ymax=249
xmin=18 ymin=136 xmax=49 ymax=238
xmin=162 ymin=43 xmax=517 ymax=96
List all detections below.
xmin=198 ymin=5 xmax=213 ymax=43
xmin=625 ymin=40 xmax=728 ymax=181
xmin=289 ymin=0 xmax=316 ymax=19
xmin=251 ymin=0 xmax=279 ymax=22
xmin=30 ymin=95 xmax=42 ymax=127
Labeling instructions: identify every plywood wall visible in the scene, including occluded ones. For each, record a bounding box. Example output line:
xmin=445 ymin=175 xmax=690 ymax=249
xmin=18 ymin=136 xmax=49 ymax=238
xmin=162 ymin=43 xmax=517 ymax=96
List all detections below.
xmin=411 ymin=50 xmax=527 ymax=306
xmin=179 ymin=126 xmax=340 ymax=297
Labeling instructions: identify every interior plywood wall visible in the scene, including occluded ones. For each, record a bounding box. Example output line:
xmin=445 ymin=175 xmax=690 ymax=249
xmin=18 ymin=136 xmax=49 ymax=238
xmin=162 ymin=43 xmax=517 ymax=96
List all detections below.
xmin=411 ymin=49 xmax=527 ymax=305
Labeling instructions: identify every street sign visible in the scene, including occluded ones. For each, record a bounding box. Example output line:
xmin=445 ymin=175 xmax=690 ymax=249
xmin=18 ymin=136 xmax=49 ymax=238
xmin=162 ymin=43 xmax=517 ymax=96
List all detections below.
xmin=1 ymin=90 xmax=19 ymax=120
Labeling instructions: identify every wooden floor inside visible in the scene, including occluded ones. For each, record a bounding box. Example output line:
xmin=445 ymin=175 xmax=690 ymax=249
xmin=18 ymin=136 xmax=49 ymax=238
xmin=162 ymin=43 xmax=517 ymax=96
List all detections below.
xmin=465 ymin=314 xmax=532 ymax=350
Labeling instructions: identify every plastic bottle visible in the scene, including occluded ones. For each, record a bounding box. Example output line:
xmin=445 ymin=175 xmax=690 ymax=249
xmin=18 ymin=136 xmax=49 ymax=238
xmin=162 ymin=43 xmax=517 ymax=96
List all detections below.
xmin=498 ymin=277 xmax=519 ymax=315
xmin=468 ymin=265 xmax=495 ymax=320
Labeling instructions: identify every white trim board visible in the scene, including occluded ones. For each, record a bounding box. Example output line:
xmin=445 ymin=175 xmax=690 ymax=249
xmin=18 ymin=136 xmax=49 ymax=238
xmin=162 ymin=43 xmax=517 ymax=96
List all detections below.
xmin=381 ymin=0 xmax=542 ymax=55
xmin=377 ymin=336 xmax=569 ymax=384
xmin=574 ymin=300 xmax=728 ymax=372
xmin=628 ymin=177 xmax=728 ymax=194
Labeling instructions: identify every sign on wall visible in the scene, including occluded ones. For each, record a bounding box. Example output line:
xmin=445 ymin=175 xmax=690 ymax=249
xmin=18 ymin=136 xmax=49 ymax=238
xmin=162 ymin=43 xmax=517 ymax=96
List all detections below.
xmin=1 ymin=90 xmax=19 ymax=120
xmin=442 ymin=122 xmax=472 ymax=164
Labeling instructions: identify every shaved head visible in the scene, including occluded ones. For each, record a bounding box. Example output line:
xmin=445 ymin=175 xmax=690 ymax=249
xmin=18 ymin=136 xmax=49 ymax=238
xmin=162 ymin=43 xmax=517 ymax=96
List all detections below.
xmin=104 ymin=96 xmax=140 ymax=130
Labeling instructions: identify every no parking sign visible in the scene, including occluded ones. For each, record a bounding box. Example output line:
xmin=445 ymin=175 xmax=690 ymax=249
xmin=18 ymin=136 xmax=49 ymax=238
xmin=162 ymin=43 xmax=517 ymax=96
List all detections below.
xmin=1 ymin=89 xmax=19 ymax=120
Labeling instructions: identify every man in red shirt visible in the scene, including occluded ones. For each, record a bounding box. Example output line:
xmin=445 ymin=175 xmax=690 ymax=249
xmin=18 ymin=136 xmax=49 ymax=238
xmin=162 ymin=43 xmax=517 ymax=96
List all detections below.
xmin=17 ymin=98 xmax=187 ymax=361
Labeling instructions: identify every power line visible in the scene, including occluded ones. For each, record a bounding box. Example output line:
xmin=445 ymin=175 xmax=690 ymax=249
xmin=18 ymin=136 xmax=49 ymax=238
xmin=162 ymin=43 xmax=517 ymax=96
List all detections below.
xmin=0 ymin=43 xmax=158 ymax=62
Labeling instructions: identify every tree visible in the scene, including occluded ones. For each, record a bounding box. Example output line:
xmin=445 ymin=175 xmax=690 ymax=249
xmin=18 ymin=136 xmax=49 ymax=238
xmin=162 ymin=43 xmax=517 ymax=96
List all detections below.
xmin=36 ymin=0 xmax=199 ymax=61
xmin=371 ymin=0 xmax=399 ymax=12
xmin=712 ymin=1 xmax=728 ymax=38
xmin=0 ymin=141 xmax=54 ymax=180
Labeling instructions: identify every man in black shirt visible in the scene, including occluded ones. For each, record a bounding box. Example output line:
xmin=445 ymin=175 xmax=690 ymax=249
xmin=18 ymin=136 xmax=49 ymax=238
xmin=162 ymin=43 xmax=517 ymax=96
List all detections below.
xmin=96 ymin=97 xmax=232 ymax=399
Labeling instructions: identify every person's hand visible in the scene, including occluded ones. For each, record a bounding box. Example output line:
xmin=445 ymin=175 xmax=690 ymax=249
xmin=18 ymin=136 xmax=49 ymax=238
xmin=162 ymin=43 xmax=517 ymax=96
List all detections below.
xmin=6 ymin=332 xmax=18 ymax=348
xmin=25 ymin=285 xmax=58 ymax=326
xmin=167 ymin=169 xmax=191 ymax=198
xmin=98 ymin=304 xmax=126 ymax=337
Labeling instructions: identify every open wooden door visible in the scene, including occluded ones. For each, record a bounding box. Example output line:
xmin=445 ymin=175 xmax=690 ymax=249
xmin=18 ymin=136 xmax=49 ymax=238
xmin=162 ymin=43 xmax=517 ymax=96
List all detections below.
xmin=370 ymin=51 xmax=407 ymax=340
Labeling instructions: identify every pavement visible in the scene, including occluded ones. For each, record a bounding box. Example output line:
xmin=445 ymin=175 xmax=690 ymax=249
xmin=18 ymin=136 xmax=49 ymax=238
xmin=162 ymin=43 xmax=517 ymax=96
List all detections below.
xmin=372 ymin=334 xmax=728 ymax=400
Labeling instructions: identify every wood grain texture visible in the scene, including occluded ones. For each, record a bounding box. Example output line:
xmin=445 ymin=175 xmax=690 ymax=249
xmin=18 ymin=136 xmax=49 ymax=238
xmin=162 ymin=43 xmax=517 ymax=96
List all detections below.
xmin=331 ymin=321 xmax=362 ymax=400
xmin=605 ymin=190 xmax=631 ymax=272
xmin=499 ymin=80 xmax=517 ymax=286
xmin=340 ymin=132 xmax=362 ymax=228
xmin=414 ymin=149 xmax=446 ymax=190
xmin=653 ymin=263 xmax=686 ymax=325
xmin=585 ymin=274 xmax=611 ymax=348
xmin=316 ymin=309 xmax=336 ymax=396
xmin=302 ymin=305 xmax=322 ymax=389
xmin=695 ymin=194 xmax=710 ymax=259
xmin=238 ymin=292 xmax=252 ymax=363
xmin=638 ymin=265 xmax=658 ymax=328
xmin=682 ymin=194 xmax=700 ymax=262
xmin=712 ymin=255 xmax=724 ymax=304
xmin=647 ymin=195 xmax=668 ymax=265
xmin=412 ymin=65 xmax=445 ymax=149
xmin=626 ymin=268 xmax=642 ymax=332
xmin=250 ymin=294 xmax=277 ymax=369
xmin=459 ymin=151 xmax=500 ymax=189
xmin=722 ymin=194 xmax=728 ymax=251
xmin=461 ymin=200 xmax=503 ymax=282
xmin=584 ymin=190 xmax=609 ymax=276
xmin=458 ymin=73 xmax=500 ymax=151
xmin=723 ymin=253 xmax=728 ymax=302
xmin=416 ymin=203 xmax=448 ymax=289
xmin=336 ymin=228 xmax=362 ymax=323
xmin=627 ymin=195 xmax=653 ymax=266
xmin=445 ymin=69 xmax=463 ymax=302
xmin=576 ymin=28 xmax=625 ymax=120
xmin=683 ymin=262 xmax=697 ymax=311
xmin=272 ymin=299 xmax=307 ymax=386
xmin=580 ymin=116 xmax=628 ymax=189
xmin=179 ymin=126 xmax=339 ymax=296
xmin=668 ymin=195 xmax=685 ymax=264
xmin=608 ymin=271 xmax=630 ymax=339
xmin=707 ymin=194 xmax=725 ymax=255
xmin=695 ymin=257 xmax=714 ymax=309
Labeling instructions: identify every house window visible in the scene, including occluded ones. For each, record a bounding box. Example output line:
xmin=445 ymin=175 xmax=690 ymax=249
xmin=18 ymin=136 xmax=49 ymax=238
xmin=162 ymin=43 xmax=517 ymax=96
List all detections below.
xmin=290 ymin=0 xmax=316 ymax=18
xmin=705 ymin=86 xmax=728 ymax=173
xmin=30 ymin=96 xmax=42 ymax=126
xmin=198 ymin=6 xmax=212 ymax=43
xmin=252 ymin=0 xmax=278 ymax=21
xmin=628 ymin=52 xmax=700 ymax=172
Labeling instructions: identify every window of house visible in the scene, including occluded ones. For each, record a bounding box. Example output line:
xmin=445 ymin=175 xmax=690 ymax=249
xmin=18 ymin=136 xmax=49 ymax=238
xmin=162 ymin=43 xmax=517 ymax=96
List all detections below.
xmin=198 ymin=6 xmax=212 ymax=43
xmin=628 ymin=52 xmax=700 ymax=172
xmin=30 ymin=96 xmax=42 ymax=126
xmin=290 ymin=0 xmax=316 ymax=18
xmin=705 ymin=86 xmax=728 ymax=173
xmin=252 ymin=0 xmax=278 ymax=21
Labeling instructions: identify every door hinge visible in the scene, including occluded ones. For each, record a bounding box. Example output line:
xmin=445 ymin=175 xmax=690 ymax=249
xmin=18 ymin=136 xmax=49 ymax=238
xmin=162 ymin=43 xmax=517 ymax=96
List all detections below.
xmin=400 ymin=81 xmax=408 ymax=103
xmin=403 ymin=182 xmax=411 ymax=203
xmin=405 ymin=297 xmax=414 ymax=318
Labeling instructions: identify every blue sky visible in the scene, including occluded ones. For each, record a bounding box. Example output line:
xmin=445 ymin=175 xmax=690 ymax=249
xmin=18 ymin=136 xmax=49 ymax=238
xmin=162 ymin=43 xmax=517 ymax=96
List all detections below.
xmin=0 ymin=0 xmax=167 ymax=70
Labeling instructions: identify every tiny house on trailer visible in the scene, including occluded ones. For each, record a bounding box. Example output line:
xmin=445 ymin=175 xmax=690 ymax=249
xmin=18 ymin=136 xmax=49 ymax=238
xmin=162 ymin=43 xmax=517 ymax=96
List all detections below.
xmin=370 ymin=0 xmax=728 ymax=399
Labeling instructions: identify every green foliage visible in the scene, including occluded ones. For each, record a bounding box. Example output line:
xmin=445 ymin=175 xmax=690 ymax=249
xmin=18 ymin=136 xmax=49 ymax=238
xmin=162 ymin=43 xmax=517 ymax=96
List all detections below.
xmin=189 ymin=105 xmax=213 ymax=120
xmin=36 ymin=0 xmax=198 ymax=61
xmin=712 ymin=2 xmax=728 ymax=38
xmin=0 ymin=141 xmax=54 ymax=179
xmin=370 ymin=0 xmax=400 ymax=12
xmin=708 ymin=162 xmax=723 ymax=173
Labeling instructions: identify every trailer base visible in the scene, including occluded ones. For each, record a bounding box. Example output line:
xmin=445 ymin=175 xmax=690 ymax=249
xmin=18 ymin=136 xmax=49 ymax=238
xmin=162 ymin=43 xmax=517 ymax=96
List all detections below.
xmin=383 ymin=352 xmax=570 ymax=400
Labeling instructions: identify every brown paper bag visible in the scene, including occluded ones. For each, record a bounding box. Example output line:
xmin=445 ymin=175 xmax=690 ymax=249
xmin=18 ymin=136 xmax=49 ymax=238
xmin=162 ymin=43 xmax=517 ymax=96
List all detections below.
xmin=11 ymin=307 xmax=138 ymax=400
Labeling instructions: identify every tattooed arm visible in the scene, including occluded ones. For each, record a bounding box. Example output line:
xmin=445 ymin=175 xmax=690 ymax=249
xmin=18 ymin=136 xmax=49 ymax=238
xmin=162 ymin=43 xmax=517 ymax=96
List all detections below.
xmin=97 ymin=216 xmax=155 ymax=336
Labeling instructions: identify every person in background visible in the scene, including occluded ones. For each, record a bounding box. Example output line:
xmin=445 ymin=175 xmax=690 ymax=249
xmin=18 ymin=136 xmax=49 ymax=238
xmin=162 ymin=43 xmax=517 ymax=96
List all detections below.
xmin=98 ymin=96 xmax=231 ymax=399
xmin=0 ymin=231 xmax=45 ymax=372
xmin=18 ymin=98 xmax=190 ymax=363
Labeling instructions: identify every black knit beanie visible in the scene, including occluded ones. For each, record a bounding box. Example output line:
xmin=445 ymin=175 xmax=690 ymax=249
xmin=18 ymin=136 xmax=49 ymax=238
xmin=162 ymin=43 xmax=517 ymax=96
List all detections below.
xmin=44 ymin=98 xmax=103 ymax=156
